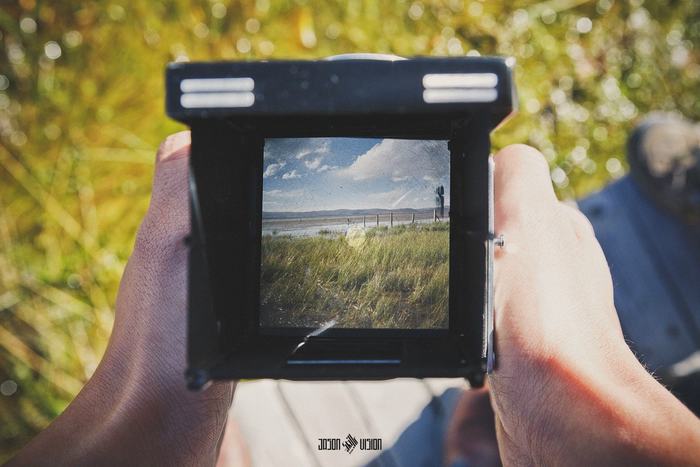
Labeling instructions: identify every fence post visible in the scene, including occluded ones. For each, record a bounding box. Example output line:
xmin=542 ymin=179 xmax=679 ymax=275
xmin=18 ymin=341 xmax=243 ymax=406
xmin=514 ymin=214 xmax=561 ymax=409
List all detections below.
xmin=433 ymin=209 xmax=437 ymax=222
xmin=390 ymin=211 xmax=393 ymax=228
xmin=376 ymin=214 xmax=379 ymax=226
xmin=363 ymin=216 xmax=366 ymax=228
xmin=411 ymin=212 xmax=415 ymax=223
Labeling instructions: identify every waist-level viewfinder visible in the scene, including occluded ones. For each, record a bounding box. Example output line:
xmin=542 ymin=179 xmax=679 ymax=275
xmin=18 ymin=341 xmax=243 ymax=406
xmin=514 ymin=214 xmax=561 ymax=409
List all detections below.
xmin=165 ymin=54 xmax=516 ymax=389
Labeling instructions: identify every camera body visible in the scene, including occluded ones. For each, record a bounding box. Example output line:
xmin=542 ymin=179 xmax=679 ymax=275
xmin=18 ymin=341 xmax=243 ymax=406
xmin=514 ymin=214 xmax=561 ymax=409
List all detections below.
xmin=165 ymin=55 xmax=515 ymax=390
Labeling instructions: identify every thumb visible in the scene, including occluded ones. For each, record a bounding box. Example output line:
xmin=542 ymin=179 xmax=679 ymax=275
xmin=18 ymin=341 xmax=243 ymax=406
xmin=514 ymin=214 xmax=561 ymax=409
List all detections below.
xmin=493 ymin=144 xmax=558 ymax=240
xmin=114 ymin=131 xmax=191 ymax=347
xmin=137 ymin=131 xmax=191 ymax=251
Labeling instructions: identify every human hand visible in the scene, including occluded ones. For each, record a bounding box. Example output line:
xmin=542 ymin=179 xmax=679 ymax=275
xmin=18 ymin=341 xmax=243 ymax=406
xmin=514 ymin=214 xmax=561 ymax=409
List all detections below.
xmin=107 ymin=130 xmax=234 ymax=460
xmin=488 ymin=145 xmax=700 ymax=466
xmin=10 ymin=132 xmax=234 ymax=467
xmin=444 ymin=385 xmax=501 ymax=467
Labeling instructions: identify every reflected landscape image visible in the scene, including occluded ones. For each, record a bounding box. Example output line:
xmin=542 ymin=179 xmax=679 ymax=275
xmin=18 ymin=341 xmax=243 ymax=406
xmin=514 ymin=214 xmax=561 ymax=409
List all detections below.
xmin=260 ymin=137 xmax=450 ymax=329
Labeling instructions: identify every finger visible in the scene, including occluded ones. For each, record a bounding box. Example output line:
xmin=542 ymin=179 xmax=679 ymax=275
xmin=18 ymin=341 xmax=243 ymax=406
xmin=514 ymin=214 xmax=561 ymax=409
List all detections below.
xmin=493 ymin=144 xmax=558 ymax=235
xmin=136 ymin=132 xmax=191 ymax=251
xmin=156 ymin=130 xmax=191 ymax=164
xmin=492 ymin=145 xmax=559 ymax=261
xmin=151 ymin=130 xmax=190 ymax=207
xmin=118 ymin=132 xmax=191 ymax=328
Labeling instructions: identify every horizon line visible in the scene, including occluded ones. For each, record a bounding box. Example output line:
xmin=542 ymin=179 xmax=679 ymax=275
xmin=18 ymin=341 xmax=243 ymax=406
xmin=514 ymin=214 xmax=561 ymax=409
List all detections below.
xmin=262 ymin=205 xmax=450 ymax=215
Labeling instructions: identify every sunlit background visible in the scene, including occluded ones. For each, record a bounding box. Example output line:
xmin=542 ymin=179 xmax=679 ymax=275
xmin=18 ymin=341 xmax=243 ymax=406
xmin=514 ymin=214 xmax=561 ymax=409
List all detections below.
xmin=0 ymin=0 xmax=698 ymax=460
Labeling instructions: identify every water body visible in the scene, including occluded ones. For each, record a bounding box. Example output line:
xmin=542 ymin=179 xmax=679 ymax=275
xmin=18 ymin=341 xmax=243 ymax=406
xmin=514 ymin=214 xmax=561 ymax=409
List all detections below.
xmin=262 ymin=214 xmax=443 ymax=237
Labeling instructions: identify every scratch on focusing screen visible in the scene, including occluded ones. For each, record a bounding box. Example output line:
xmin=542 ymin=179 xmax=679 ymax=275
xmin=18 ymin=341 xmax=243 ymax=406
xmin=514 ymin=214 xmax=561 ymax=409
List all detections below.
xmin=289 ymin=319 xmax=337 ymax=356
xmin=391 ymin=189 xmax=413 ymax=208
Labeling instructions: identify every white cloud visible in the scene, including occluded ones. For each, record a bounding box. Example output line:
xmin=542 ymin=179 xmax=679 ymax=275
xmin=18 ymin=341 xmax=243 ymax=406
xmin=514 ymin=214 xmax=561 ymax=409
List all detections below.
xmin=305 ymin=157 xmax=323 ymax=170
xmin=263 ymin=162 xmax=286 ymax=178
xmin=296 ymin=138 xmax=331 ymax=159
xmin=281 ymin=169 xmax=301 ymax=179
xmin=296 ymin=139 xmax=330 ymax=159
xmin=335 ymin=140 xmax=449 ymax=183
xmin=317 ymin=164 xmax=337 ymax=173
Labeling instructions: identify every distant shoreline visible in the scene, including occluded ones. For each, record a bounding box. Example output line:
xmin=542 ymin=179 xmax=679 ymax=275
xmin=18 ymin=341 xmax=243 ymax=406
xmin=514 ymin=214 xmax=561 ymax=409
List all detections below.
xmin=262 ymin=206 xmax=450 ymax=220
xmin=262 ymin=209 xmax=449 ymax=237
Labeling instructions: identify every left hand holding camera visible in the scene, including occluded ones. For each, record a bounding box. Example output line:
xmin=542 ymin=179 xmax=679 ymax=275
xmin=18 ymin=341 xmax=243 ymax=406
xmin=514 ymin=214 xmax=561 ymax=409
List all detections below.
xmin=9 ymin=131 xmax=234 ymax=467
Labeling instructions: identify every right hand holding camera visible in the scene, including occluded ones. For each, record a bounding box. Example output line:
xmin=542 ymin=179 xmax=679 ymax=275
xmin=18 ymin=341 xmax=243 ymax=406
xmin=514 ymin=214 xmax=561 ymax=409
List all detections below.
xmin=489 ymin=144 xmax=700 ymax=466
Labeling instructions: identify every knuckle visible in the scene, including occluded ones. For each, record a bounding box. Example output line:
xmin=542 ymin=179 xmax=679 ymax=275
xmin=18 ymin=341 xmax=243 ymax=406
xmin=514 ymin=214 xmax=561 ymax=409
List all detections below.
xmin=559 ymin=203 xmax=596 ymax=240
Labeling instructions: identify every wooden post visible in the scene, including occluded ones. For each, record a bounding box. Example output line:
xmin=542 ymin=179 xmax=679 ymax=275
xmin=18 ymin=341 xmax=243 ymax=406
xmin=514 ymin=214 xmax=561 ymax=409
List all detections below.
xmin=363 ymin=216 xmax=366 ymax=228
xmin=433 ymin=209 xmax=437 ymax=222
xmin=376 ymin=214 xmax=379 ymax=226
xmin=411 ymin=213 xmax=415 ymax=224
xmin=390 ymin=211 xmax=393 ymax=228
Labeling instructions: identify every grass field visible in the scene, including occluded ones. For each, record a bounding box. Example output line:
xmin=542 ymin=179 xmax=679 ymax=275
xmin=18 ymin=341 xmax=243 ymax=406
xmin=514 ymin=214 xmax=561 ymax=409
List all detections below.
xmin=260 ymin=222 xmax=449 ymax=329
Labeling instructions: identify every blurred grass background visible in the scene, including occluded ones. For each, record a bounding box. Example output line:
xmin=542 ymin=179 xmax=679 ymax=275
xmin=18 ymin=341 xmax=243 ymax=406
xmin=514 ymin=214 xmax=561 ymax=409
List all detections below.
xmin=0 ymin=0 xmax=698 ymax=460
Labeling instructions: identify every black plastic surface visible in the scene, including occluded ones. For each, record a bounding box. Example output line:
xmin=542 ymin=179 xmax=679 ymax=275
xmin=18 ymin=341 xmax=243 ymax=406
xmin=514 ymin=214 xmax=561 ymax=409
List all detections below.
xmin=166 ymin=56 xmax=515 ymax=388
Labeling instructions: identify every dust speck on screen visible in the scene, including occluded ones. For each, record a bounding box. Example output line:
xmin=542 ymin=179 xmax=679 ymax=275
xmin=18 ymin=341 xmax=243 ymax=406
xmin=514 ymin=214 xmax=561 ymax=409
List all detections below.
xmin=259 ymin=137 xmax=450 ymax=329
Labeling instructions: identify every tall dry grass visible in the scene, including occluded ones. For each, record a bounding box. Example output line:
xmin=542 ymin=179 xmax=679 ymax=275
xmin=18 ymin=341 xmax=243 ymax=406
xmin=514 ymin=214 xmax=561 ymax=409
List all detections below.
xmin=260 ymin=223 xmax=449 ymax=329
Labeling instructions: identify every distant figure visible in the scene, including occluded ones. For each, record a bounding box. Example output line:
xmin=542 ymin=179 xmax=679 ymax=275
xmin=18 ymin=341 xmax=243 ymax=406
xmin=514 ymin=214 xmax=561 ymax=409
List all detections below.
xmin=435 ymin=185 xmax=445 ymax=218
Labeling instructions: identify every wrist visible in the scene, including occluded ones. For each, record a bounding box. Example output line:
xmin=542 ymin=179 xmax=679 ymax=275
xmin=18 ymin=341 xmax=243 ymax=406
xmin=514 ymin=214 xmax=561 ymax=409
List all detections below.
xmin=496 ymin=344 xmax=700 ymax=466
xmin=97 ymin=341 xmax=234 ymax=433
xmin=607 ymin=355 xmax=700 ymax=465
xmin=68 ymin=345 xmax=233 ymax=466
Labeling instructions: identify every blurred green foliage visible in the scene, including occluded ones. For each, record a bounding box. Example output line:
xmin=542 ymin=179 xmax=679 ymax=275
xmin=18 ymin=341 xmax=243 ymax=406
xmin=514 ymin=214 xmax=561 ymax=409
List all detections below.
xmin=0 ymin=0 xmax=698 ymax=460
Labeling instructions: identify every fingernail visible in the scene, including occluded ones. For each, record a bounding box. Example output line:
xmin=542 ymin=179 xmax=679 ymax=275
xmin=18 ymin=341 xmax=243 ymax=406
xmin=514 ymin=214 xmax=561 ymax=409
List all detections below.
xmin=157 ymin=131 xmax=191 ymax=164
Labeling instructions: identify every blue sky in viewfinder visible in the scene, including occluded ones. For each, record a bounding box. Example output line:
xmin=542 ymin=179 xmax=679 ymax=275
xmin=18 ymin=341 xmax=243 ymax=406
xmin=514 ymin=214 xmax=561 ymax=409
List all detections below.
xmin=262 ymin=137 xmax=450 ymax=212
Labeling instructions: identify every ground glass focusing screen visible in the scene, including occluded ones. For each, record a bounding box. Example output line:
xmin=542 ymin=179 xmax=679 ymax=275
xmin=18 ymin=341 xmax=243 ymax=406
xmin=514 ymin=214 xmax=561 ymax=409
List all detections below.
xmin=165 ymin=55 xmax=515 ymax=389
xmin=260 ymin=137 xmax=450 ymax=330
